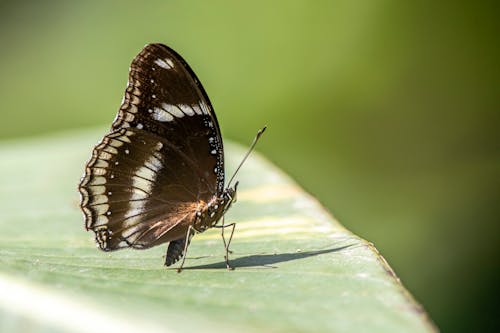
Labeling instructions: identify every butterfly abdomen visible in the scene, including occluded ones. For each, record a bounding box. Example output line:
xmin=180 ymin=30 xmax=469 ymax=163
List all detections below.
xmin=165 ymin=237 xmax=190 ymax=266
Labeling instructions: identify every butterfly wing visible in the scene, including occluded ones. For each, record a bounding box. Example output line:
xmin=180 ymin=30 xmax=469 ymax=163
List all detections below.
xmin=78 ymin=44 xmax=224 ymax=252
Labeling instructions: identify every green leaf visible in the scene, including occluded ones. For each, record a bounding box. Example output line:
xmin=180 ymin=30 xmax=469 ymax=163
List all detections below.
xmin=0 ymin=129 xmax=436 ymax=333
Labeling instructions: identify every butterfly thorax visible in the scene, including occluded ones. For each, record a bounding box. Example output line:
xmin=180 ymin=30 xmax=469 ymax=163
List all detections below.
xmin=193 ymin=187 xmax=235 ymax=233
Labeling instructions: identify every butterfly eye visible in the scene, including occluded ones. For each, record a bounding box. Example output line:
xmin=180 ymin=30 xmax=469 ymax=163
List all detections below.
xmin=230 ymin=181 xmax=239 ymax=203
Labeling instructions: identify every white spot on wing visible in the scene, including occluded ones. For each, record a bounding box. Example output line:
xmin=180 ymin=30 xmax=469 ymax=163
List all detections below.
xmin=199 ymin=101 xmax=210 ymax=115
xmin=154 ymin=58 xmax=173 ymax=69
xmin=126 ymin=154 xmax=163 ymax=221
xmin=144 ymin=155 xmax=163 ymax=172
xmin=121 ymin=224 xmax=143 ymax=237
xmin=95 ymin=215 xmax=108 ymax=225
xmin=192 ymin=104 xmax=202 ymax=115
xmin=109 ymin=139 xmax=123 ymax=148
xmin=142 ymin=154 xmax=163 ymax=180
xmin=129 ymin=188 xmax=147 ymax=201
xmin=95 ymin=204 xmax=109 ymax=215
xmin=178 ymin=104 xmax=195 ymax=116
xmin=129 ymin=104 xmax=138 ymax=113
xmin=162 ymin=103 xmax=184 ymax=118
xmin=122 ymin=132 xmax=134 ymax=143
xmin=90 ymin=176 xmax=107 ymax=185
xmin=152 ymin=108 xmax=174 ymax=122
xmin=92 ymin=194 xmax=108 ymax=204
xmin=136 ymin=167 xmax=156 ymax=184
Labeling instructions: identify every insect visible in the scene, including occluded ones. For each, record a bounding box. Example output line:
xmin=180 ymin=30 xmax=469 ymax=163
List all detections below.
xmin=78 ymin=43 xmax=265 ymax=272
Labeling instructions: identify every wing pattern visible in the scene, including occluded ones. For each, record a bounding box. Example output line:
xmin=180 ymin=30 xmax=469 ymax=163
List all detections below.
xmin=78 ymin=44 xmax=225 ymax=251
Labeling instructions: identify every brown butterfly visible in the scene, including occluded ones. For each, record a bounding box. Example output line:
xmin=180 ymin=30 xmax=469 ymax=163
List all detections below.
xmin=78 ymin=43 xmax=264 ymax=272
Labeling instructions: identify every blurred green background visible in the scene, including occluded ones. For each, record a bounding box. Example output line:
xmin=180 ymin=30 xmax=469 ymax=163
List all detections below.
xmin=0 ymin=0 xmax=498 ymax=331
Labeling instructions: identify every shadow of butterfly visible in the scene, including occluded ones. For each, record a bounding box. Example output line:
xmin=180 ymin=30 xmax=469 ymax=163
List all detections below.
xmin=78 ymin=43 xmax=265 ymax=272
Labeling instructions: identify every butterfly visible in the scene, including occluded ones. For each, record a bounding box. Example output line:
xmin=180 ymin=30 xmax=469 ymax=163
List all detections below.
xmin=78 ymin=43 xmax=265 ymax=272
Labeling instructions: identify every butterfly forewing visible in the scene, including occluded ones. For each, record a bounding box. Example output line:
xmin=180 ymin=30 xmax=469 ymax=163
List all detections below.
xmin=112 ymin=44 xmax=224 ymax=192
xmin=79 ymin=44 xmax=225 ymax=252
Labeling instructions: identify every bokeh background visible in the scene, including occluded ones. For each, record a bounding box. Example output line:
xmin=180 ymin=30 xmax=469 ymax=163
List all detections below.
xmin=0 ymin=1 xmax=498 ymax=331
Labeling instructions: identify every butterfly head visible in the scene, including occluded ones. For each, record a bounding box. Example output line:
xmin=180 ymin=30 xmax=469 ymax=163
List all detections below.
xmin=220 ymin=182 xmax=238 ymax=215
xmin=222 ymin=181 xmax=239 ymax=213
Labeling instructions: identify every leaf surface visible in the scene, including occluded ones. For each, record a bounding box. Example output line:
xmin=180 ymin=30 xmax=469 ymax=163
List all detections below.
xmin=0 ymin=130 xmax=436 ymax=333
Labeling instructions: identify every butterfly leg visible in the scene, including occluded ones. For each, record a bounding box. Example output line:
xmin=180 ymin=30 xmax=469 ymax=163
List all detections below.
xmin=223 ymin=223 xmax=236 ymax=270
xmin=215 ymin=216 xmax=236 ymax=270
xmin=176 ymin=225 xmax=194 ymax=273
xmin=214 ymin=216 xmax=232 ymax=254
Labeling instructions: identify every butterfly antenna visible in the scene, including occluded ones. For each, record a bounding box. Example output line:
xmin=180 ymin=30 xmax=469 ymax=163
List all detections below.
xmin=227 ymin=126 xmax=267 ymax=188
